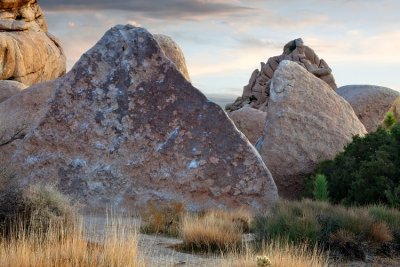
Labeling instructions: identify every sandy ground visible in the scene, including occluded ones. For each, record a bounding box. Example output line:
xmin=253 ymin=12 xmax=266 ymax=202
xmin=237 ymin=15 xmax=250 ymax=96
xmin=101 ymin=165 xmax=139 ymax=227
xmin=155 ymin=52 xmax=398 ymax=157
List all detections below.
xmin=83 ymin=215 xmax=221 ymax=267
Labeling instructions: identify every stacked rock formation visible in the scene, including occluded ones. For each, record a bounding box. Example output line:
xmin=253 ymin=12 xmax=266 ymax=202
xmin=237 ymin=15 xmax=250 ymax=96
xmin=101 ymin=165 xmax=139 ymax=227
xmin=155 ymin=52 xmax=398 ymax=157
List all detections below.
xmin=226 ymin=38 xmax=337 ymax=112
xmin=0 ymin=0 xmax=66 ymax=86
xmin=257 ymin=61 xmax=366 ymax=199
xmin=337 ymin=85 xmax=400 ymax=132
xmin=1 ymin=25 xmax=278 ymax=212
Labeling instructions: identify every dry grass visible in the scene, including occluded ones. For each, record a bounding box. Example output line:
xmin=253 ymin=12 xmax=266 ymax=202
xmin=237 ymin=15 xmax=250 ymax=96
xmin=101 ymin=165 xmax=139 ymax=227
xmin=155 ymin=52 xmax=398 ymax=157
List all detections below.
xmin=140 ymin=201 xmax=185 ymax=236
xmin=180 ymin=209 xmax=252 ymax=252
xmin=220 ymin=241 xmax=329 ymax=267
xmin=370 ymin=222 xmax=393 ymax=243
xmin=0 ymin=217 xmax=144 ymax=267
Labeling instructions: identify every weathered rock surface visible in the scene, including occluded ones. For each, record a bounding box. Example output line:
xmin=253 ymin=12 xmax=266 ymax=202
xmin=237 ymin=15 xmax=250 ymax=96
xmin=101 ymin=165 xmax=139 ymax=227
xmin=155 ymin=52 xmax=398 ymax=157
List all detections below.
xmin=154 ymin=34 xmax=191 ymax=82
xmin=0 ymin=80 xmax=27 ymax=103
xmin=337 ymin=85 xmax=400 ymax=132
xmin=3 ymin=25 xmax=278 ymax=212
xmin=228 ymin=107 xmax=266 ymax=145
xmin=0 ymin=0 xmax=66 ymax=86
xmin=0 ymin=80 xmax=55 ymax=146
xmin=226 ymin=38 xmax=337 ymax=112
xmin=257 ymin=61 xmax=366 ymax=199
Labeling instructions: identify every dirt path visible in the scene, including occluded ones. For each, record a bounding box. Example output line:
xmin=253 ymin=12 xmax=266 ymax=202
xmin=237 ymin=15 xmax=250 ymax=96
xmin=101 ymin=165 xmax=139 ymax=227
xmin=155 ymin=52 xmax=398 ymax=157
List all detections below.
xmin=83 ymin=215 xmax=221 ymax=267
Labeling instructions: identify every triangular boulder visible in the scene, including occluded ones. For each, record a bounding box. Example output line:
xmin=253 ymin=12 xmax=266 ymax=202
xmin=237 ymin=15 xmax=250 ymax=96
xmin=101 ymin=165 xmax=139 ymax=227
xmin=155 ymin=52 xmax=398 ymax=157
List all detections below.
xmin=8 ymin=25 xmax=278 ymax=212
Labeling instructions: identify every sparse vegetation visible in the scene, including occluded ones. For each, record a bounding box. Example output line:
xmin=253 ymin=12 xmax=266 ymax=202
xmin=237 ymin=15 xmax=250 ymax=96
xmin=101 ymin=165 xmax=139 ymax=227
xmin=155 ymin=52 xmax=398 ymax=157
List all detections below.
xmin=0 ymin=216 xmax=143 ymax=267
xmin=253 ymin=200 xmax=400 ymax=260
xmin=220 ymin=241 xmax=328 ymax=267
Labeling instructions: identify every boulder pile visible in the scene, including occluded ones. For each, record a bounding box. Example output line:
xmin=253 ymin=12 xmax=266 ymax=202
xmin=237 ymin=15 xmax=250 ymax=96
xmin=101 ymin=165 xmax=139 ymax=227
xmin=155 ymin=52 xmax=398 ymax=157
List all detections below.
xmin=226 ymin=38 xmax=336 ymax=112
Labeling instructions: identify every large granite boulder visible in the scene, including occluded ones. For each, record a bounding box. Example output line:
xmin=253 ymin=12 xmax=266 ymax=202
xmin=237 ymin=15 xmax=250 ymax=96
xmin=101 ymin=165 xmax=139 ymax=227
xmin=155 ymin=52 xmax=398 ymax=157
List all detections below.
xmin=227 ymin=38 xmax=337 ymax=112
xmin=0 ymin=80 xmax=27 ymax=103
xmin=257 ymin=61 xmax=366 ymax=199
xmin=154 ymin=34 xmax=191 ymax=82
xmin=228 ymin=107 xmax=266 ymax=145
xmin=3 ymin=25 xmax=278 ymax=212
xmin=0 ymin=0 xmax=66 ymax=86
xmin=337 ymin=85 xmax=400 ymax=132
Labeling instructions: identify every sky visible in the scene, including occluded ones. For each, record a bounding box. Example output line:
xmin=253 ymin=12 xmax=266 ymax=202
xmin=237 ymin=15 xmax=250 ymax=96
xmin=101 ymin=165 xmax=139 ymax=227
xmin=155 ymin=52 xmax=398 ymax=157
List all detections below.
xmin=40 ymin=0 xmax=400 ymax=101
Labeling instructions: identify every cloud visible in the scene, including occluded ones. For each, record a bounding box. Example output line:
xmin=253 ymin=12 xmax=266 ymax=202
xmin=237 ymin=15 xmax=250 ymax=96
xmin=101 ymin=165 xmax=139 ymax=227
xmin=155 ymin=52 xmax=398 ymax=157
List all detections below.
xmin=39 ymin=0 xmax=254 ymax=20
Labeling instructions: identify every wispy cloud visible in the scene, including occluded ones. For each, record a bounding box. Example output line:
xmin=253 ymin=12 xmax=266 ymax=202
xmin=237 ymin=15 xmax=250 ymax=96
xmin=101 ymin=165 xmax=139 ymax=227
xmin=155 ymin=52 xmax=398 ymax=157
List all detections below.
xmin=40 ymin=0 xmax=254 ymax=20
xmin=40 ymin=0 xmax=400 ymax=94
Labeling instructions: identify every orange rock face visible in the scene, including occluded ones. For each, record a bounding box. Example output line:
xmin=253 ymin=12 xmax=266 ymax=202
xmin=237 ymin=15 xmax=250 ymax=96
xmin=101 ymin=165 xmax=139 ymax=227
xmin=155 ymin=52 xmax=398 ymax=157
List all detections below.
xmin=0 ymin=0 xmax=66 ymax=86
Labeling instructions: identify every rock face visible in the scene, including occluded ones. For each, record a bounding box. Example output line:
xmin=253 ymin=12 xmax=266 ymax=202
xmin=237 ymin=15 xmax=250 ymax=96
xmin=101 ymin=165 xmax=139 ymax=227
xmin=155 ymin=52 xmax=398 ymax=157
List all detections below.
xmin=154 ymin=34 xmax=191 ymax=82
xmin=228 ymin=107 xmax=266 ymax=145
xmin=0 ymin=80 xmax=55 ymax=146
xmin=226 ymin=38 xmax=337 ymax=112
xmin=0 ymin=80 xmax=27 ymax=103
xmin=0 ymin=0 xmax=66 ymax=85
xmin=337 ymin=85 xmax=400 ymax=132
xmin=4 ymin=25 xmax=278 ymax=212
xmin=257 ymin=61 xmax=366 ymax=199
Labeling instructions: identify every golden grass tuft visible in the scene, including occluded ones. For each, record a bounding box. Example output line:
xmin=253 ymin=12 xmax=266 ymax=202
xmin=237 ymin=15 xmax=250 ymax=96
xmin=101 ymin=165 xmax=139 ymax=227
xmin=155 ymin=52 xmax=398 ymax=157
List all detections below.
xmin=0 ymin=217 xmax=144 ymax=267
xmin=220 ymin=241 xmax=329 ymax=267
xmin=370 ymin=222 xmax=393 ymax=243
xmin=140 ymin=201 xmax=185 ymax=236
xmin=180 ymin=209 xmax=252 ymax=252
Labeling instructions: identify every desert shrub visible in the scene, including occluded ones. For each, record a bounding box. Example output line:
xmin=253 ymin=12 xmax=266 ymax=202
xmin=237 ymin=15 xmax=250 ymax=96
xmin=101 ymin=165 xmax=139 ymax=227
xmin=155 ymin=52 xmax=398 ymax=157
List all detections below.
xmin=253 ymin=200 xmax=400 ymax=260
xmin=369 ymin=205 xmax=400 ymax=243
xmin=312 ymin=174 xmax=329 ymax=201
xmin=253 ymin=201 xmax=320 ymax=245
xmin=0 ymin=167 xmax=76 ymax=236
xmin=313 ymin=122 xmax=400 ymax=208
xmin=180 ymin=209 xmax=247 ymax=252
xmin=140 ymin=201 xmax=185 ymax=237
xmin=370 ymin=222 xmax=393 ymax=243
xmin=22 ymin=184 xmax=76 ymax=233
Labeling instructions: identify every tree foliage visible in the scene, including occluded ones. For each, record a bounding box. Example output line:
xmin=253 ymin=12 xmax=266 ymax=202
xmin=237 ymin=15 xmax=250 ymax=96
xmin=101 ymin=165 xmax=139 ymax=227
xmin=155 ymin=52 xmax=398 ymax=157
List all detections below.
xmin=314 ymin=122 xmax=400 ymax=208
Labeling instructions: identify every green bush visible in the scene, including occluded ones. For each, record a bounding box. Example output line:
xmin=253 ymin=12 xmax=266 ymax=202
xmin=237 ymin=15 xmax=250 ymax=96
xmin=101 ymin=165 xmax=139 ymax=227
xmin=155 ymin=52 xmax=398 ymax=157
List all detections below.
xmin=313 ymin=122 xmax=400 ymax=207
xmin=312 ymin=174 xmax=329 ymax=201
